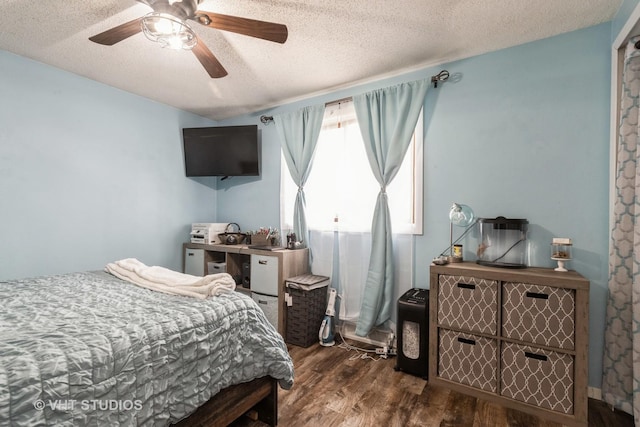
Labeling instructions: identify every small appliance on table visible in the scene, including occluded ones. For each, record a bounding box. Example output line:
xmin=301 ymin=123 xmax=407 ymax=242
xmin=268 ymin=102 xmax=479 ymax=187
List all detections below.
xmin=190 ymin=223 xmax=228 ymax=244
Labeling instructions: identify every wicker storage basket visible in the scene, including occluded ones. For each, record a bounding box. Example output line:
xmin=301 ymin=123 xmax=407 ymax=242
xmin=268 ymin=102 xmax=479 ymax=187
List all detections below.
xmin=285 ymin=274 xmax=330 ymax=347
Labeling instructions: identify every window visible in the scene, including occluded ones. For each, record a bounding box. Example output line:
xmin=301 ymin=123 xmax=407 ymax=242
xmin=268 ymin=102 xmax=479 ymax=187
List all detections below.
xmin=282 ymin=99 xmax=423 ymax=235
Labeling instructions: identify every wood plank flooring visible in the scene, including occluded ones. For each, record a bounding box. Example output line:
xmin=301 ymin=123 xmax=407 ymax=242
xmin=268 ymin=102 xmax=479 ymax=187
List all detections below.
xmin=232 ymin=342 xmax=633 ymax=427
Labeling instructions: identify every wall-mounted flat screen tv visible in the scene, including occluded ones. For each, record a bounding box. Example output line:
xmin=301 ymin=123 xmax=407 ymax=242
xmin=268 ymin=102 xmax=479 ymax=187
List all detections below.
xmin=182 ymin=125 xmax=260 ymax=177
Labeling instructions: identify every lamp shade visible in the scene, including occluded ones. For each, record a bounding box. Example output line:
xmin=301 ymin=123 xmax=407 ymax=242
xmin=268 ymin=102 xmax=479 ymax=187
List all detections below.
xmin=449 ymin=203 xmax=474 ymax=227
xmin=141 ymin=12 xmax=197 ymax=50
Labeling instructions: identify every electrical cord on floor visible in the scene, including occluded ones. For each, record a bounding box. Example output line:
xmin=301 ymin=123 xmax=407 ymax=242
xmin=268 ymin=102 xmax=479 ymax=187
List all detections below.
xmin=336 ymin=330 xmax=383 ymax=361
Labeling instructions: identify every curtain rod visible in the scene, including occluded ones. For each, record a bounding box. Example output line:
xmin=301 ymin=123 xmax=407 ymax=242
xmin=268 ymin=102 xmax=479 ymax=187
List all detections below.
xmin=260 ymin=69 xmax=449 ymax=124
xmin=259 ymin=98 xmax=350 ymax=124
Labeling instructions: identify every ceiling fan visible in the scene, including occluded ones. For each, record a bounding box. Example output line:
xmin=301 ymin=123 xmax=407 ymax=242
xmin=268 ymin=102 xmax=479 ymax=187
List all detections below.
xmin=89 ymin=0 xmax=288 ymax=78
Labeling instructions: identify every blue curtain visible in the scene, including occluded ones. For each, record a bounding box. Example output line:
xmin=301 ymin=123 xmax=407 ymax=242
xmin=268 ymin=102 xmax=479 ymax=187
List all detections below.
xmin=274 ymin=105 xmax=325 ymax=248
xmin=353 ymin=79 xmax=429 ymax=336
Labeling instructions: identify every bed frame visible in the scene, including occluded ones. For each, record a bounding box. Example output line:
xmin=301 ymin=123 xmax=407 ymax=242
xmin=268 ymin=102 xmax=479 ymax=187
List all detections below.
xmin=172 ymin=376 xmax=278 ymax=427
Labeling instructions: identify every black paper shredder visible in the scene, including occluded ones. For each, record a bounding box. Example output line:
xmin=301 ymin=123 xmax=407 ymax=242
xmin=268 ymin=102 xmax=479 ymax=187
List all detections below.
xmin=395 ymin=288 xmax=429 ymax=378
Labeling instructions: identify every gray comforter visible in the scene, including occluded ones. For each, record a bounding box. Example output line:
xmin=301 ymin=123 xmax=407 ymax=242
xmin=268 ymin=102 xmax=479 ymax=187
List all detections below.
xmin=0 ymin=271 xmax=294 ymax=426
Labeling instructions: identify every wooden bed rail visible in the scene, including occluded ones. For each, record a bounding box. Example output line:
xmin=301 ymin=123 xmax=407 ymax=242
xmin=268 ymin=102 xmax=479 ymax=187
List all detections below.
xmin=172 ymin=376 xmax=278 ymax=427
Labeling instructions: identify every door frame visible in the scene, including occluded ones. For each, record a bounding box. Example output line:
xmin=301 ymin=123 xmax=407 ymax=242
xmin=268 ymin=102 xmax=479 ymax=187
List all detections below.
xmin=610 ymin=4 xmax=640 ymax=249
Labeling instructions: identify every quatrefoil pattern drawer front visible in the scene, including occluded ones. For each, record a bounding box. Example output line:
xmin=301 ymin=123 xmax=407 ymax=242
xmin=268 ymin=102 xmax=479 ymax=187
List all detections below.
xmin=438 ymin=275 xmax=497 ymax=335
xmin=438 ymin=329 xmax=498 ymax=393
xmin=502 ymin=282 xmax=575 ymax=350
xmin=501 ymin=342 xmax=574 ymax=414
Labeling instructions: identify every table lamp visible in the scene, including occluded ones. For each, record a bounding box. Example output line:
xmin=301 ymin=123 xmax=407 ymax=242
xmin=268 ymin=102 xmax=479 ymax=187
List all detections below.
xmin=448 ymin=203 xmax=475 ymax=263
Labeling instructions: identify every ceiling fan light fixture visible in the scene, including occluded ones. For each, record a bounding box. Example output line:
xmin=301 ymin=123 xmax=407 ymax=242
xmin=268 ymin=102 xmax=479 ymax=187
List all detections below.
xmin=141 ymin=12 xmax=197 ymax=50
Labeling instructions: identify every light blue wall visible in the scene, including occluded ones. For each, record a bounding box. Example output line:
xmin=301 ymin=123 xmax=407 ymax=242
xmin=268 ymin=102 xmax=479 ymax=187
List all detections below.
xmin=613 ymin=0 xmax=640 ymax=41
xmin=212 ymin=116 xmax=282 ymax=232
xmin=421 ymin=24 xmax=610 ymax=389
xmin=216 ymin=23 xmax=611 ymax=388
xmin=0 ymin=50 xmax=219 ymax=279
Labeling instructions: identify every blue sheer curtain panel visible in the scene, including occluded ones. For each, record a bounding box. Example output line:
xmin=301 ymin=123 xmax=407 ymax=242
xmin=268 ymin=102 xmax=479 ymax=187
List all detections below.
xmin=274 ymin=104 xmax=325 ymax=249
xmin=352 ymin=78 xmax=429 ymax=336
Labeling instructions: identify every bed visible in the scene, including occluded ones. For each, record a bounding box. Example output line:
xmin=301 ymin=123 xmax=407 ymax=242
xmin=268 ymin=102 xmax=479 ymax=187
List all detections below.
xmin=0 ymin=270 xmax=294 ymax=426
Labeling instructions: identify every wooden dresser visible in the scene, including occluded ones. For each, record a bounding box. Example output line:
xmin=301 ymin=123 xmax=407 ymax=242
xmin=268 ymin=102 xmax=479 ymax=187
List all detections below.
xmin=429 ymin=262 xmax=589 ymax=427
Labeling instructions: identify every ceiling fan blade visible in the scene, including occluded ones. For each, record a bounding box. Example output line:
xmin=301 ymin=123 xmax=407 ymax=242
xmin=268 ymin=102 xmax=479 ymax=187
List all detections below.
xmin=89 ymin=18 xmax=143 ymax=45
xmin=192 ymin=37 xmax=228 ymax=78
xmin=194 ymin=12 xmax=288 ymax=44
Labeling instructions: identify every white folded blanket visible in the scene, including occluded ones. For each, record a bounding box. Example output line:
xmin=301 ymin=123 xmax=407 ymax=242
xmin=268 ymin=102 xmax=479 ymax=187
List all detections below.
xmin=105 ymin=258 xmax=236 ymax=299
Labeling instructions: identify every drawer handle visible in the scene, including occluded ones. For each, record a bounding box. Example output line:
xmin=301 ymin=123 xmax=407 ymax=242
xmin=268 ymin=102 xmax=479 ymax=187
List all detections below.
xmin=188 ymin=253 xmax=194 ymax=257
xmin=457 ymin=283 xmax=475 ymax=290
xmin=457 ymin=337 xmax=476 ymax=345
xmin=258 ymin=260 xmax=268 ymax=265
xmin=524 ymin=351 xmax=548 ymax=362
xmin=525 ymin=291 xmax=548 ymax=300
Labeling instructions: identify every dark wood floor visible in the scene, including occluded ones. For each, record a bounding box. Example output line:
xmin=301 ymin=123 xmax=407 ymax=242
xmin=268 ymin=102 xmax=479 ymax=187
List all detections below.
xmin=233 ymin=341 xmax=634 ymax=427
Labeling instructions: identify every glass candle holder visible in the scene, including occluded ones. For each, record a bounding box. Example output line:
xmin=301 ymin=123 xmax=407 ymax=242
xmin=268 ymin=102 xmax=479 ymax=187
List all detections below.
xmin=551 ymin=238 xmax=572 ymax=272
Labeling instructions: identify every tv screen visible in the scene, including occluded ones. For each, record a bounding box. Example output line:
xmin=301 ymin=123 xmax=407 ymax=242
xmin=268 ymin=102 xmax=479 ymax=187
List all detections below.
xmin=182 ymin=125 xmax=260 ymax=177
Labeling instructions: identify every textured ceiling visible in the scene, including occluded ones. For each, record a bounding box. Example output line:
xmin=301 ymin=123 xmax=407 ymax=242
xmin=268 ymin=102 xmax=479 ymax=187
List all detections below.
xmin=0 ymin=0 xmax=622 ymax=120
